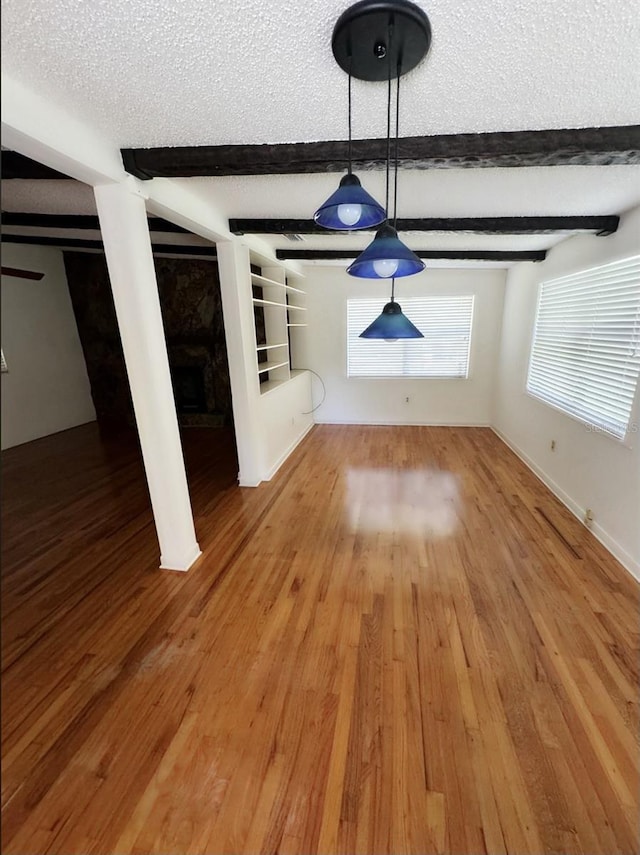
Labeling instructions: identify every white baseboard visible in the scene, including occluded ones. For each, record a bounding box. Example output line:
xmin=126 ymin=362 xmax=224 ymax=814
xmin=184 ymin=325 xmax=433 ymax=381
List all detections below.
xmin=160 ymin=544 xmax=202 ymax=572
xmin=263 ymin=421 xmax=315 ymax=482
xmin=314 ymin=419 xmax=491 ymax=427
xmin=238 ymin=477 xmax=261 ymax=487
xmin=492 ymin=427 xmax=640 ymax=582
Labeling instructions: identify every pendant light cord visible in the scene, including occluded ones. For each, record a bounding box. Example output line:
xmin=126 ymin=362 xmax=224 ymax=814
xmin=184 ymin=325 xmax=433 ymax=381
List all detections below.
xmin=385 ymin=22 xmax=394 ymax=219
xmin=393 ymin=59 xmax=400 ymax=229
xmin=347 ymin=58 xmax=353 ymax=174
xmin=391 ymin=52 xmax=401 ymax=305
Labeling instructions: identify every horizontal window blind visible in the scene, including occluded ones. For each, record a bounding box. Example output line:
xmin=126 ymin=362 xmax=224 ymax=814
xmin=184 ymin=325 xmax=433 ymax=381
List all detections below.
xmin=0 ymin=349 xmax=7 ymax=373
xmin=526 ymin=256 xmax=640 ymax=440
xmin=347 ymin=296 xmax=474 ymax=378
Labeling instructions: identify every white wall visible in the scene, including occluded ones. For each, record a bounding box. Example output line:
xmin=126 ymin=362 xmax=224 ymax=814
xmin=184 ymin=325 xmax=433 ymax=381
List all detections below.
xmin=259 ymin=370 xmax=314 ymax=480
xmin=1 ymin=243 xmax=96 ymax=449
xmin=494 ymin=205 xmax=640 ymax=578
xmin=300 ymin=266 xmax=506 ymax=425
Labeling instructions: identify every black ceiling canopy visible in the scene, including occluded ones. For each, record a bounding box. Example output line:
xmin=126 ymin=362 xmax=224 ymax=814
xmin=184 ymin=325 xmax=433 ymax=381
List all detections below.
xmin=331 ymin=0 xmax=432 ymax=81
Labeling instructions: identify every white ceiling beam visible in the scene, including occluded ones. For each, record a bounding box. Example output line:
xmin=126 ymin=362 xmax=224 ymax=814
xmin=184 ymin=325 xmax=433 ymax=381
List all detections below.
xmin=1 ymin=73 xmax=126 ymax=186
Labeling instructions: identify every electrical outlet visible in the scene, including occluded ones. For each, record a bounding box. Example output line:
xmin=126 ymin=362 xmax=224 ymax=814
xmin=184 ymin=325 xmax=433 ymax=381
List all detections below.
xmin=584 ymin=508 xmax=594 ymax=527
xmin=550 ymin=439 xmax=556 ymax=451
xmin=405 ymin=396 xmax=410 ymax=403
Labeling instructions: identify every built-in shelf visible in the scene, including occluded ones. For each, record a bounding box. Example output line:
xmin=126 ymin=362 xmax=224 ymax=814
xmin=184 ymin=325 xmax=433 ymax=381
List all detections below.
xmin=253 ymin=298 xmax=307 ymax=311
xmin=256 ymin=342 xmax=288 ymax=352
xmin=251 ymin=273 xmax=286 ymax=289
xmin=259 ymin=369 xmax=310 ymax=397
xmin=251 ymin=263 xmax=307 ymax=393
xmin=253 ymin=297 xmax=288 ymax=309
xmin=259 ymin=377 xmax=290 ymax=395
xmin=257 ymin=360 xmax=289 ymax=374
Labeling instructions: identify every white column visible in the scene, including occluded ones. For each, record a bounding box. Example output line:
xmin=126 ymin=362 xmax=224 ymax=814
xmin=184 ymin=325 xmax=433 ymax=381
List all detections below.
xmin=94 ymin=182 xmax=201 ymax=571
xmin=216 ymin=241 xmax=265 ymax=486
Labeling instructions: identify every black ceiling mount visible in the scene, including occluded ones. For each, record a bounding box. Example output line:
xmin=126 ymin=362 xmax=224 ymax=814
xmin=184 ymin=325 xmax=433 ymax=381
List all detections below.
xmin=332 ymin=0 xmax=432 ymax=81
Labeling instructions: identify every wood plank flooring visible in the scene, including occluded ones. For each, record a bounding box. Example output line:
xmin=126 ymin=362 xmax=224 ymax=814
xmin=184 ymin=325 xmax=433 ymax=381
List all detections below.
xmin=2 ymin=423 xmax=638 ymax=854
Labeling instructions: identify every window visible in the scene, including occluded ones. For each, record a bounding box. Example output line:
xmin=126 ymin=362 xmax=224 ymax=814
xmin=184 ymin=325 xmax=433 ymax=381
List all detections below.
xmin=526 ymin=256 xmax=640 ymax=440
xmin=347 ymin=296 xmax=474 ymax=378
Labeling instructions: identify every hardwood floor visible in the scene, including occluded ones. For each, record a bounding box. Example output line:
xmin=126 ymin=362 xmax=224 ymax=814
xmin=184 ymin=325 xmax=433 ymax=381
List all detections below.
xmin=2 ymin=423 xmax=638 ymax=854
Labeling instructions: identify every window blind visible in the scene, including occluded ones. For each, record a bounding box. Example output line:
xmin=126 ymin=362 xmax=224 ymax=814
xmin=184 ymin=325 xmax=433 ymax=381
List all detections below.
xmin=526 ymin=255 xmax=640 ymax=440
xmin=1 ymin=349 xmax=7 ymax=373
xmin=347 ymin=296 xmax=474 ymax=378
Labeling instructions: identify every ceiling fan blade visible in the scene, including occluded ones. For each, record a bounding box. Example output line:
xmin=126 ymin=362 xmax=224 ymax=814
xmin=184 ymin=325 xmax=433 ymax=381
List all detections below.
xmin=1 ymin=266 xmax=45 ymax=280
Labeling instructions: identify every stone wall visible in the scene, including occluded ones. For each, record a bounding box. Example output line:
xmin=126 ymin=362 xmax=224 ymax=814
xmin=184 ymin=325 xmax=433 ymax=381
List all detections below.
xmin=64 ymin=252 xmax=233 ymax=427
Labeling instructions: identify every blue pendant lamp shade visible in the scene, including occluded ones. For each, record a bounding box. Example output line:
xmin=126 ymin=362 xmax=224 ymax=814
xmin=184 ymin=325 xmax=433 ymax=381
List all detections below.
xmin=347 ymin=223 xmax=425 ymax=279
xmin=314 ymin=173 xmax=386 ymax=230
xmin=359 ymin=300 xmax=424 ymax=340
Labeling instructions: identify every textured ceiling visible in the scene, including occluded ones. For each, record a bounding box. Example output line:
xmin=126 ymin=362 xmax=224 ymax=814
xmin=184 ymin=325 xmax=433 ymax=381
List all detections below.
xmin=3 ymin=0 xmax=639 ymax=269
xmin=2 ymin=0 xmax=640 ymax=149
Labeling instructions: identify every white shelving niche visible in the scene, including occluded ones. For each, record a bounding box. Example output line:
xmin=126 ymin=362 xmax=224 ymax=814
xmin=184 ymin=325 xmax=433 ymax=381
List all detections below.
xmin=252 ymin=265 xmax=307 ymax=395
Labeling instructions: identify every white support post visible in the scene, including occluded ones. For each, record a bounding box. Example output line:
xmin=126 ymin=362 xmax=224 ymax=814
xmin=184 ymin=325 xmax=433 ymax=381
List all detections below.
xmin=94 ymin=182 xmax=201 ymax=571
xmin=216 ymin=241 xmax=266 ymax=486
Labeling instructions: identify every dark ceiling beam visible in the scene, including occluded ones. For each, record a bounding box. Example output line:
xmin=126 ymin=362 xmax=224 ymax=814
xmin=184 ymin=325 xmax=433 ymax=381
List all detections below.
xmin=3 ymin=212 xmax=619 ymax=238
xmin=276 ymin=249 xmax=546 ymax=262
xmin=121 ymin=126 xmax=640 ymax=179
xmin=1 ymin=212 xmax=190 ymax=233
xmin=231 ymin=215 xmax=619 ymax=236
xmin=1 ymin=152 xmax=71 ymax=180
xmin=2 ymin=234 xmax=216 ymax=257
xmin=1 ymin=266 xmax=45 ymax=281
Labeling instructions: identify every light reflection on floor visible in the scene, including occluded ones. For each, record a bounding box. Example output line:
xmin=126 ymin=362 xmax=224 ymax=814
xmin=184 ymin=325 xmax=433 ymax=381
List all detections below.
xmin=346 ymin=467 xmax=462 ymax=538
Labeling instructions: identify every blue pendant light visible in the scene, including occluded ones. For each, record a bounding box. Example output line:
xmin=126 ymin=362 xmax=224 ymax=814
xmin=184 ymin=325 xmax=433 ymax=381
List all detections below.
xmin=347 ymin=223 xmax=424 ymax=278
xmin=314 ymin=66 xmax=385 ymax=231
xmin=359 ymin=301 xmax=424 ymax=340
xmin=359 ymin=280 xmax=424 ymax=340
xmin=314 ymin=173 xmax=386 ymax=230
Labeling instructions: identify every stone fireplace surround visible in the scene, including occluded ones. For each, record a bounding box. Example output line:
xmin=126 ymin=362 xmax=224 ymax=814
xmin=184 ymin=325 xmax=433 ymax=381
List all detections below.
xmin=64 ymin=253 xmax=232 ymax=429
xmin=168 ymin=343 xmax=225 ymax=427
